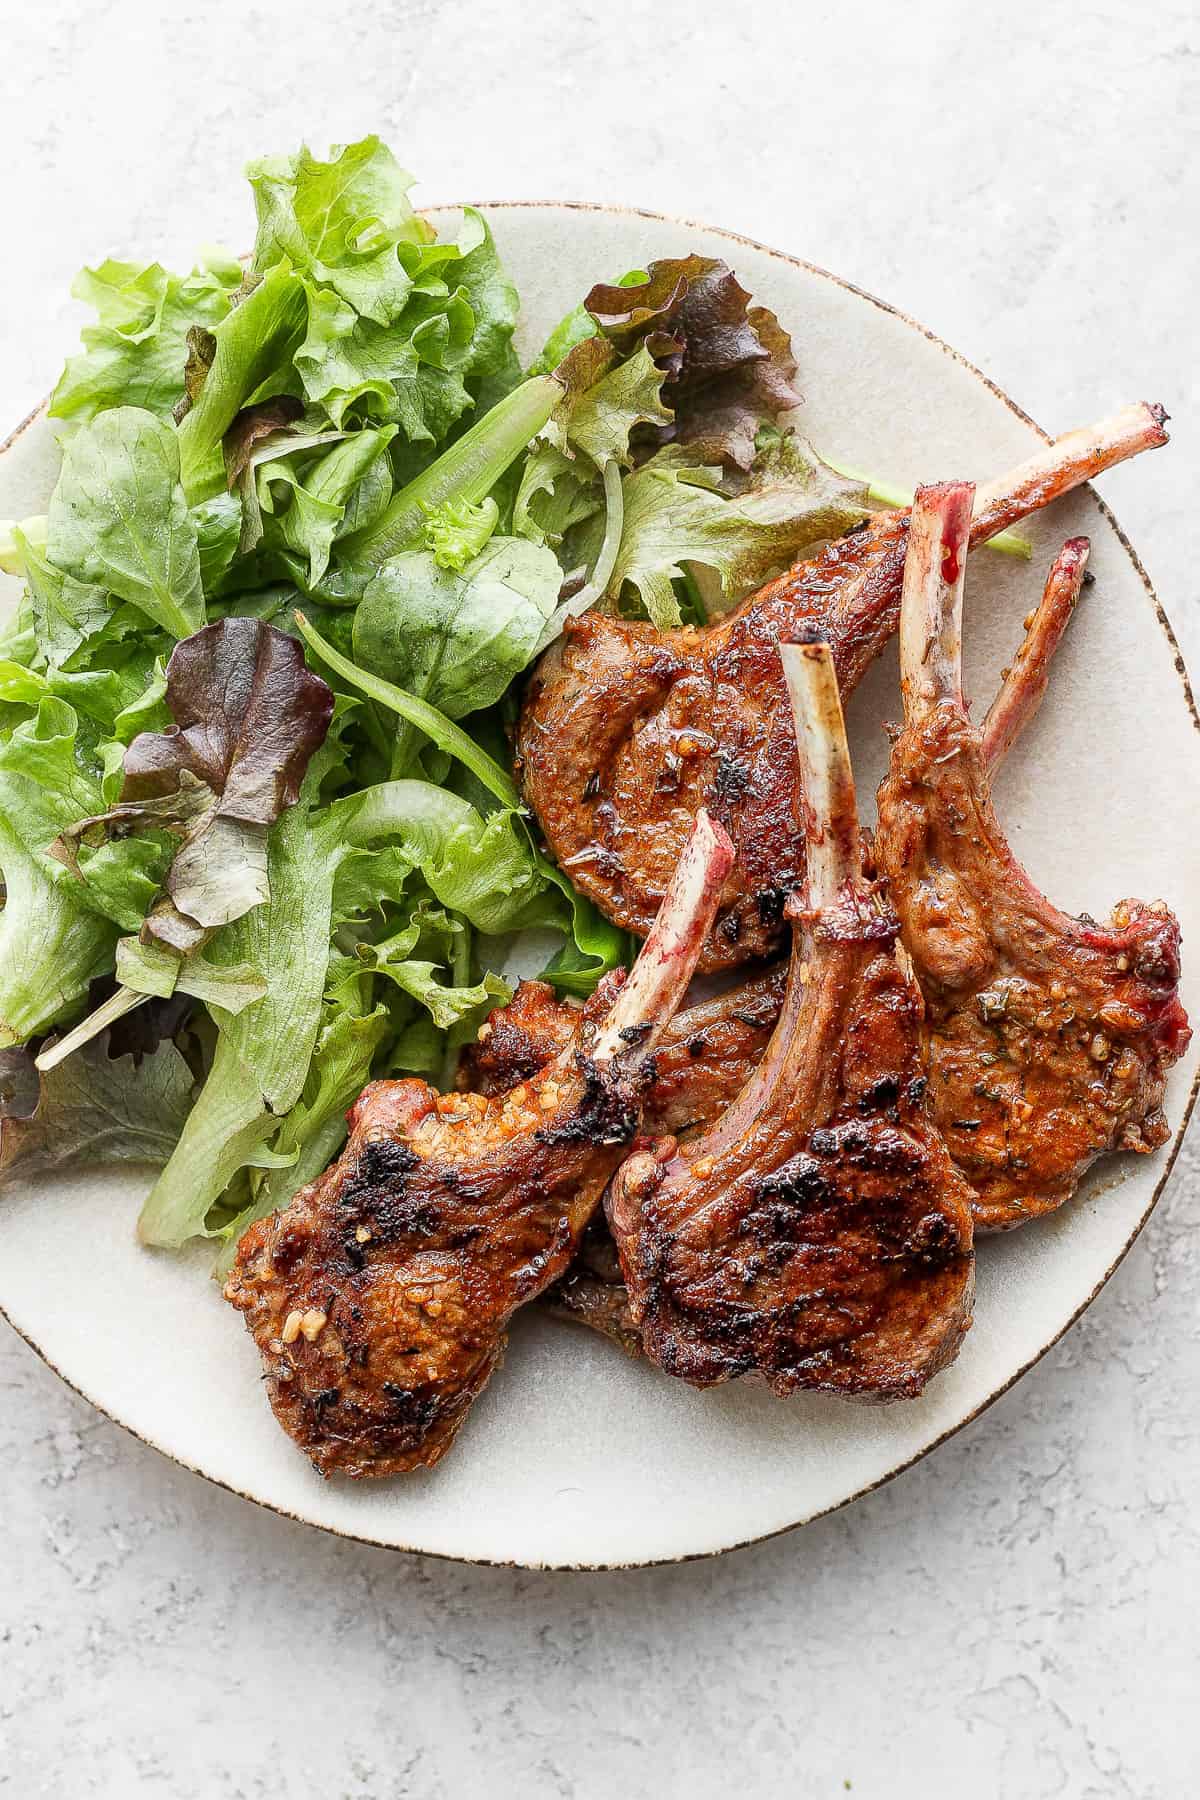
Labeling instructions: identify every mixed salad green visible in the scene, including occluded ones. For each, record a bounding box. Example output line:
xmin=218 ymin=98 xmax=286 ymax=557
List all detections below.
xmin=0 ymin=135 xmax=1024 ymax=1267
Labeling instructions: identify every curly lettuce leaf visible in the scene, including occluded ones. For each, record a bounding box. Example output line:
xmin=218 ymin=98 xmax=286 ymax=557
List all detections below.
xmin=248 ymin=136 xmax=428 ymax=324
xmin=606 ymin=436 xmax=870 ymax=627
xmin=545 ymin=339 xmax=672 ymax=470
xmin=420 ymin=495 xmax=499 ymax=571
xmin=49 ymin=255 xmax=243 ymax=427
xmin=337 ymin=781 xmax=553 ymax=935
xmin=333 ymin=905 xmax=510 ymax=1031
xmin=292 ymin=207 xmax=519 ymax=442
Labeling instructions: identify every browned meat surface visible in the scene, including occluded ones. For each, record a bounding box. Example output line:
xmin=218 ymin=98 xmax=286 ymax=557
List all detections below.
xmin=544 ymin=1215 xmax=644 ymax=1358
xmin=607 ymin=636 xmax=975 ymax=1397
xmin=224 ymin=812 xmax=733 ymax=1477
xmin=518 ymin=405 xmax=1168 ymax=972
xmin=462 ymin=967 xmax=786 ymax=1353
xmin=874 ymin=485 xmax=1191 ymax=1230
xmin=462 ymin=965 xmax=786 ymax=1136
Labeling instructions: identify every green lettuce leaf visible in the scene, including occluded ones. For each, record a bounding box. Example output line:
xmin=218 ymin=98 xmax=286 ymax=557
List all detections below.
xmin=49 ymin=255 xmax=243 ymax=426
xmin=47 ymin=407 xmax=207 ymax=640
xmin=264 ymin=427 xmax=396 ymax=586
xmin=606 ymin=437 xmax=869 ymax=627
xmin=137 ymin=785 xmax=340 ymax=1247
xmin=0 ymin=816 xmax=118 ymax=1047
xmin=334 ymin=905 xmax=511 ymax=1031
xmin=0 ymin=697 xmax=169 ymax=930
xmin=211 ymin=999 xmax=391 ymax=1274
xmin=294 ymin=613 xmax=520 ymax=805
xmin=248 ymin=136 xmax=428 ymax=324
xmin=292 ymin=207 xmax=519 ymax=442
xmin=337 ymin=780 xmax=553 ymax=935
xmin=176 ymin=263 xmax=307 ymax=502
xmin=17 ymin=526 xmax=111 ymax=669
xmin=420 ymin=494 xmax=499 ymax=571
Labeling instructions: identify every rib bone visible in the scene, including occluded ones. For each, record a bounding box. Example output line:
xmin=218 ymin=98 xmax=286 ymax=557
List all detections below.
xmin=980 ymin=536 xmax=1089 ymax=770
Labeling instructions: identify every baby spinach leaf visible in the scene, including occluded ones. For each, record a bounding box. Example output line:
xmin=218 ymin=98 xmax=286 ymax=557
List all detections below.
xmin=351 ymin=537 xmax=561 ymax=725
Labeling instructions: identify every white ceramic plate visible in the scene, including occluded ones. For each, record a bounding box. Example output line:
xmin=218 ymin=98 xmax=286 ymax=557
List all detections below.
xmin=1 ymin=205 xmax=1197 ymax=1569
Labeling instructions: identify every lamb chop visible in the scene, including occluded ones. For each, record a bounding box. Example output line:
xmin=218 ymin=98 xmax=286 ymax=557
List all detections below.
xmin=224 ymin=810 xmax=733 ymax=1478
xmin=874 ymin=484 xmax=1191 ymax=1230
xmin=606 ymin=635 xmax=975 ymax=1397
xmin=518 ymin=404 xmax=1168 ymax=973
xmin=482 ymin=544 xmax=1092 ymax=1347
xmin=473 ymin=529 xmax=1095 ymax=1119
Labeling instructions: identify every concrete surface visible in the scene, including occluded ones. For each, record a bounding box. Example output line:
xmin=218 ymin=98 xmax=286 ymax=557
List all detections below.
xmin=1 ymin=1 xmax=1197 ymax=1795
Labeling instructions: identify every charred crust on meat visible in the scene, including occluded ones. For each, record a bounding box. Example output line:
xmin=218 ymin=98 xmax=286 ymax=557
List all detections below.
xmin=858 ymin=1075 xmax=901 ymax=1112
xmin=343 ymin=1236 xmax=366 ymax=1271
xmin=337 ymin=1138 xmax=419 ymax=1211
xmin=712 ymin=751 xmax=750 ymax=810
xmin=380 ymin=1383 xmax=440 ymax=1434
xmin=756 ymin=887 xmax=788 ymax=926
xmin=533 ymin=1054 xmax=642 ymax=1149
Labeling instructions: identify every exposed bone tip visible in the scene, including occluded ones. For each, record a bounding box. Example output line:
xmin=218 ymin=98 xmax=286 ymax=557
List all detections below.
xmin=913 ymin=479 xmax=976 ymax=532
xmin=692 ymin=805 xmax=736 ymax=877
xmin=779 ymin=639 xmax=862 ymax=904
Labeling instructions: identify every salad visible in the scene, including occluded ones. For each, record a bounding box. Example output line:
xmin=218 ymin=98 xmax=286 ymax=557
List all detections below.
xmin=0 ymin=135 xmax=1023 ymax=1270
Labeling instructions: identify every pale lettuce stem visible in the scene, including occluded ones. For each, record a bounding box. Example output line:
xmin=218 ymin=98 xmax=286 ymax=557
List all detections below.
xmin=533 ymin=457 xmax=624 ymax=653
xmin=35 ymin=984 xmax=147 ymax=1071
xmin=341 ymin=374 xmax=562 ymax=571
xmin=823 ymin=458 xmax=1032 ymax=560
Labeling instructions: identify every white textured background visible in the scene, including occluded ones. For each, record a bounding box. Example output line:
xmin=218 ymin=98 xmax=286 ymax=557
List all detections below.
xmin=2 ymin=3 xmax=1198 ymax=1796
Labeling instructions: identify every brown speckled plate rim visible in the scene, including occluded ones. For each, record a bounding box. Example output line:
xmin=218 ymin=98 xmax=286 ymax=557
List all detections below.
xmin=2 ymin=200 xmax=1196 ymax=1574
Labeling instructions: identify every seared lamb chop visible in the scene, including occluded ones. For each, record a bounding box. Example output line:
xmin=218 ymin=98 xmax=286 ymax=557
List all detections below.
xmin=485 ymin=543 xmax=1093 ymax=1349
xmin=874 ymin=484 xmax=1191 ymax=1230
xmin=606 ymin=636 xmax=975 ymax=1397
xmin=518 ymin=404 xmax=1168 ymax=972
xmin=224 ymin=811 xmax=733 ymax=1477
